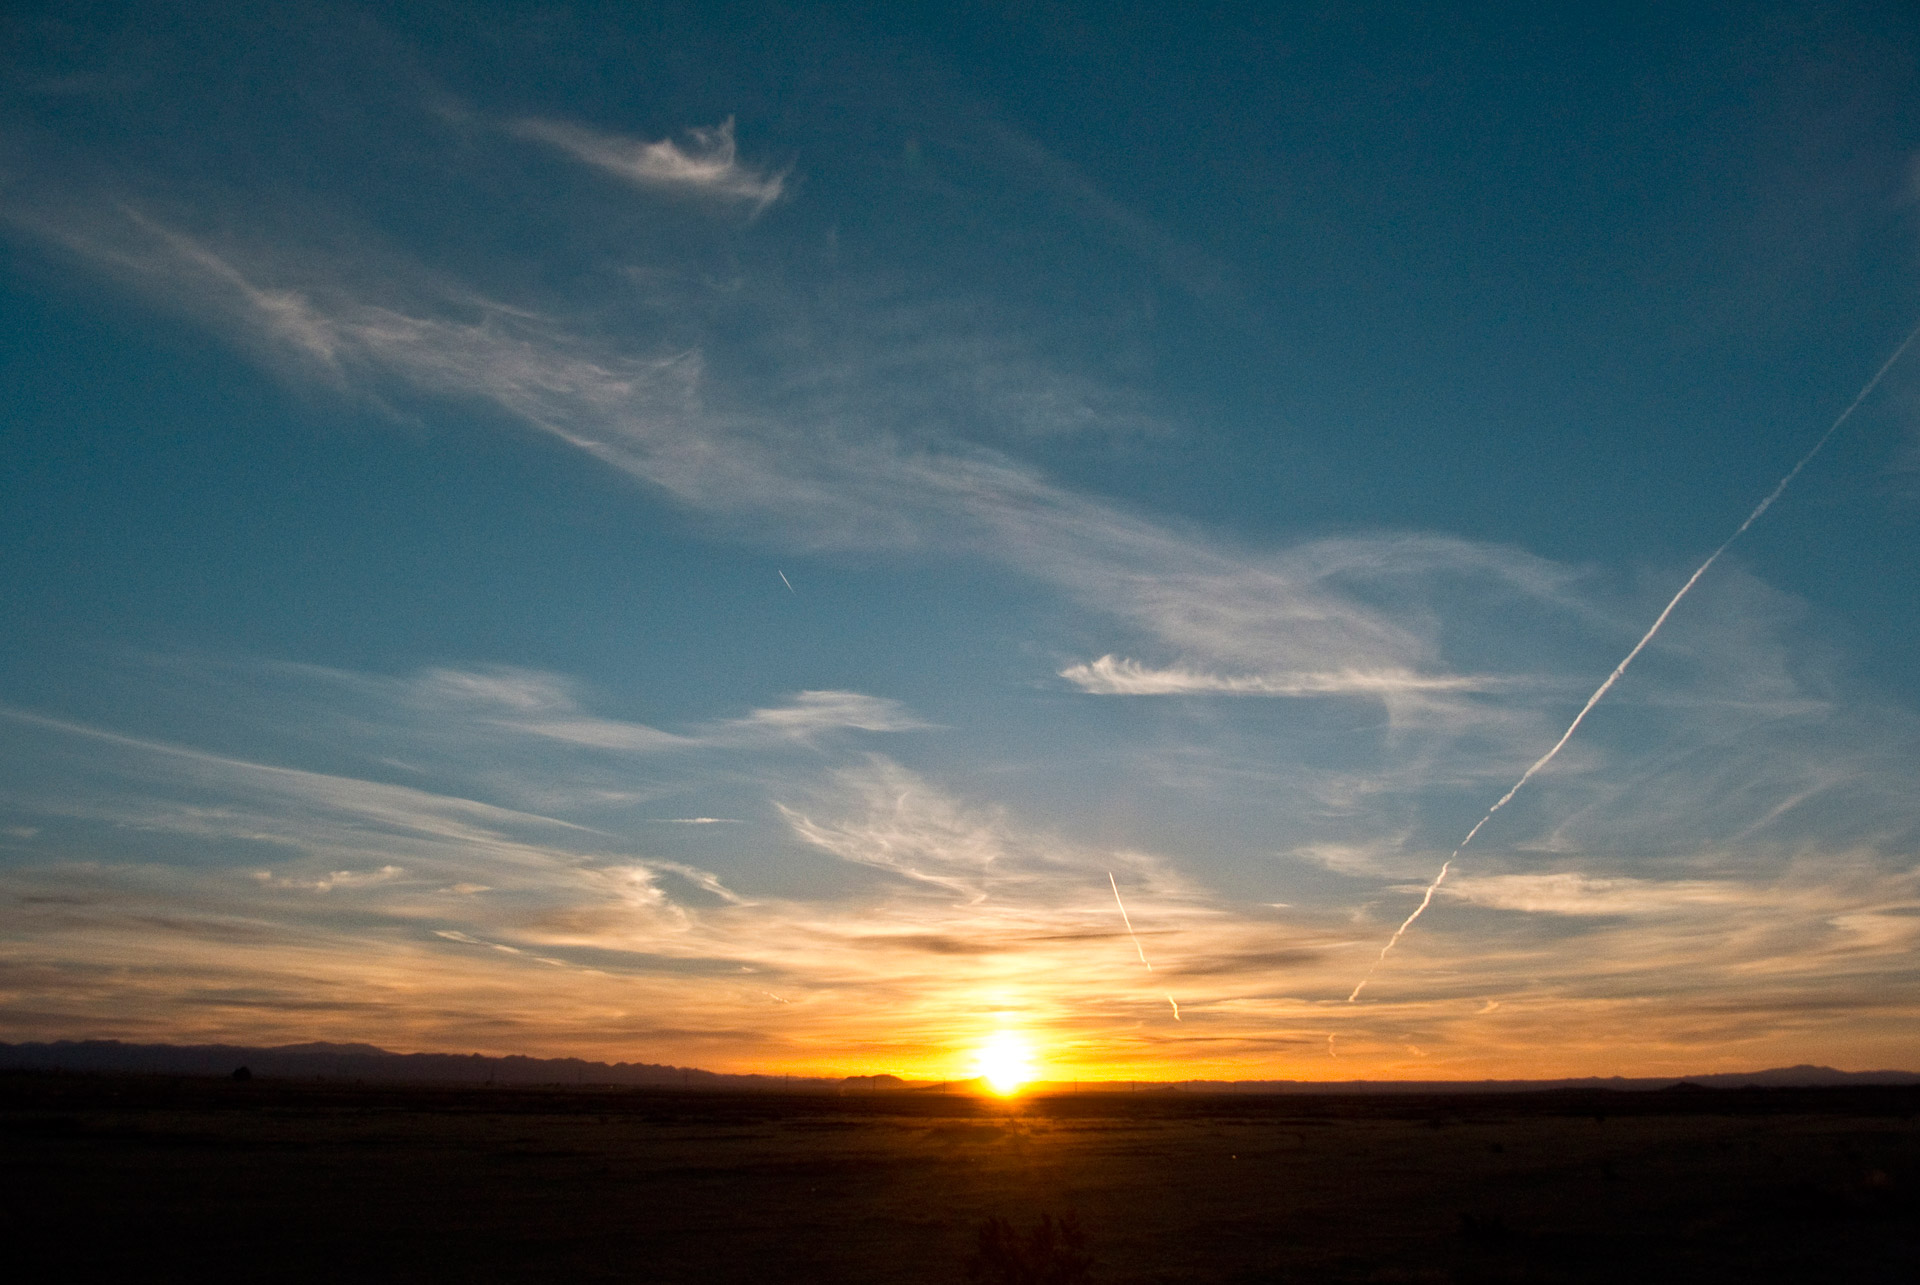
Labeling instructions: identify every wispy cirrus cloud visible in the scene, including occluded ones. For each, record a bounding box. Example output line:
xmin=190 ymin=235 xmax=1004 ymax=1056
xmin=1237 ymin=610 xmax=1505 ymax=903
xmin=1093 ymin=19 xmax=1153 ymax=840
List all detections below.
xmin=222 ymin=660 xmax=922 ymax=754
xmin=1059 ymin=654 xmax=1497 ymax=697
xmin=32 ymin=204 xmax=1902 ymax=891
xmin=407 ymin=665 xmax=921 ymax=752
xmin=1439 ymin=871 xmax=1765 ymax=916
xmin=81 ymin=656 xmax=935 ymax=838
xmin=7 ymin=202 xmax=1585 ymax=724
xmin=0 ymin=693 xmax=1261 ymax=1072
xmin=254 ymin=865 xmax=406 ymax=893
xmin=0 ymin=705 xmax=615 ymax=880
xmin=5 ymin=669 xmax=1919 ymax=1078
xmin=511 ymin=116 xmax=785 ymax=210
xmin=976 ymin=114 xmax=1225 ymax=297
xmin=715 ymin=690 xmax=928 ymax=741
xmin=12 ymin=85 xmax=1920 ymax=1079
xmin=17 ymin=206 xmax=1909 ymax=782
xmin=777 ymin=756 xmax=1101 ymax=902
xmin=774 ymin=756 xmax=1198 ymax=903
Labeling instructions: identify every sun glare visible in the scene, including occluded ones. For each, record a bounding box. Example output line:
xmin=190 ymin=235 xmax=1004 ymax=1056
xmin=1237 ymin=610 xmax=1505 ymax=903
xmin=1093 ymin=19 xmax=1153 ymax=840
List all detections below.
xmin=975 ymin=1031 xmax=1035 ymax=1096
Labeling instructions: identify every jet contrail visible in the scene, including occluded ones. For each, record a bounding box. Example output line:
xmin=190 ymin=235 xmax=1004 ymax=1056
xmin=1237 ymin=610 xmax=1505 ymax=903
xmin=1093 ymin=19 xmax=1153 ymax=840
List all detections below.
xmin=1109 ymin=872 xmax=1181 ymax=1018
xmin=1109 ymin=871 xmax=1151 ymax=970
xmin=778 ymin=570 xmax=796 ymax=594
xmin=1348 ymin=321 xmax=1920 ymax=1003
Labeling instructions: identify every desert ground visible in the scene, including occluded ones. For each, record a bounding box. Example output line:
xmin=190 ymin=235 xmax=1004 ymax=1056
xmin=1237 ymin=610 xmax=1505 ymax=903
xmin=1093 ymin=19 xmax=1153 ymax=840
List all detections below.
xmin=3 ymin=1073 xmax=1916 ymax=1282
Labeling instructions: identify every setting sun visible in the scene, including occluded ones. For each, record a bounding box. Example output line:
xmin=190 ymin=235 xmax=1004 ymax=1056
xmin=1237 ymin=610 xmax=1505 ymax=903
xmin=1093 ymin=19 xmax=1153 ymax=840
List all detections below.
xmin=974 ymin=1031 xmax=1035 ymax=1096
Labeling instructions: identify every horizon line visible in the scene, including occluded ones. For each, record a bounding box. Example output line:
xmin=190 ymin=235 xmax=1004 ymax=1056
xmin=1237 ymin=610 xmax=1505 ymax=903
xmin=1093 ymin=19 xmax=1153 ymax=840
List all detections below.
xmin=5 ymin=1037 xmax=1916 ymax=1090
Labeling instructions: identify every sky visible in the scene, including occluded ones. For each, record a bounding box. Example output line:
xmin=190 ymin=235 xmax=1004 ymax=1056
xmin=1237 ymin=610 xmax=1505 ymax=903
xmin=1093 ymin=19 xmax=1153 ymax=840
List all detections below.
xmin=3 ymin=1 xmax=1920 ymax=1082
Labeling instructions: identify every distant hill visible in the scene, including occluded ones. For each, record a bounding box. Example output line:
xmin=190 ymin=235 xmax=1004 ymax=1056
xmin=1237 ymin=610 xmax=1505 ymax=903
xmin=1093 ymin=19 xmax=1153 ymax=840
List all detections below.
xmin=1127 ymin=1064 xmax=1920 ymax=1093
xmin=2 ymin=1040 xmax=1914 ymax=1092
xmin=0 ymin=1039 xmax=856 ymax=1090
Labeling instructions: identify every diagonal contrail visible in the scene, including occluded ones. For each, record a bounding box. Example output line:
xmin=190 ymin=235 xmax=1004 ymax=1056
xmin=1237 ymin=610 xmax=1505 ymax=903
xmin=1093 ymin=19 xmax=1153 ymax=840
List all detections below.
xmin=778 ymin=569 xmax=796 ymax=594
xmin=1348 ymin=321 xmax=1920 ymax=1002
xmin=1109 ymin=871 xmax=1152 ymax=970
xmin=1110 ymin=871 xmax=1183 ymax=1019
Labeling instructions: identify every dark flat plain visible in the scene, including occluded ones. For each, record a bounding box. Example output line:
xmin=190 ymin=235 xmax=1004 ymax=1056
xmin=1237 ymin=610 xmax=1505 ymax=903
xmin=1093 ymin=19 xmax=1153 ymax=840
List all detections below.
xmin=3 ymin=1074 xmax=1917 ymax=1283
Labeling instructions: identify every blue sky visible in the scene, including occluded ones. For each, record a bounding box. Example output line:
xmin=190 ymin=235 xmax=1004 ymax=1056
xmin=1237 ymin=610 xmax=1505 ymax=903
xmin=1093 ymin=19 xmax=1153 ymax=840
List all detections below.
xmin=3 ymin=0 xmax=1919 ymax=1079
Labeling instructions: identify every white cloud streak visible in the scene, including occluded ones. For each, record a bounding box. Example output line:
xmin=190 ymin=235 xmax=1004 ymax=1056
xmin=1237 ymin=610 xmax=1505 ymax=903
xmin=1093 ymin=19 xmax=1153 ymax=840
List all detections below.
xmin=511 ymin=116 xmax=784 ymax=210
xmin=717 ymin=691 xmax=927 ymax=741
xmin=1440 ymin=872 xmax=1765 ymax=916
xmin=779 ymin=757 xmax=1197 ymax=904
xmin=282 ymin=662 xmax=922 ymax=755
xmin=1060 ymin=654 xmax=1496 ymax=697
xmin=778 ymin=758 xmax=1016 ymax=901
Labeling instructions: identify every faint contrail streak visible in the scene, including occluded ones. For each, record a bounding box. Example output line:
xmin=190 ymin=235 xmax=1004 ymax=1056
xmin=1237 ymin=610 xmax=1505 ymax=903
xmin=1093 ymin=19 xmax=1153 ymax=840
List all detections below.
xmin=1109 ymin=872 xmax=1180 ymax=1018
xmin=1109 ymin=871 xmax=1151 ymax=970
xmin=1348 ymin=322 xmax=1920 ymax=1002
xmin=778 ymin=570 xmax=796 ymax=594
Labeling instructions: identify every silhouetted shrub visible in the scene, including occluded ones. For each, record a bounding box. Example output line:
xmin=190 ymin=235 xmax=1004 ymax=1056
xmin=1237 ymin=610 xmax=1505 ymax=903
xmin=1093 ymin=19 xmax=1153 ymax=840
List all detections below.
xmin=966 ymin=1212 xmax=1094 ymax=1284
xmin=230 ymin=1066 xmax=252 ymax=1082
